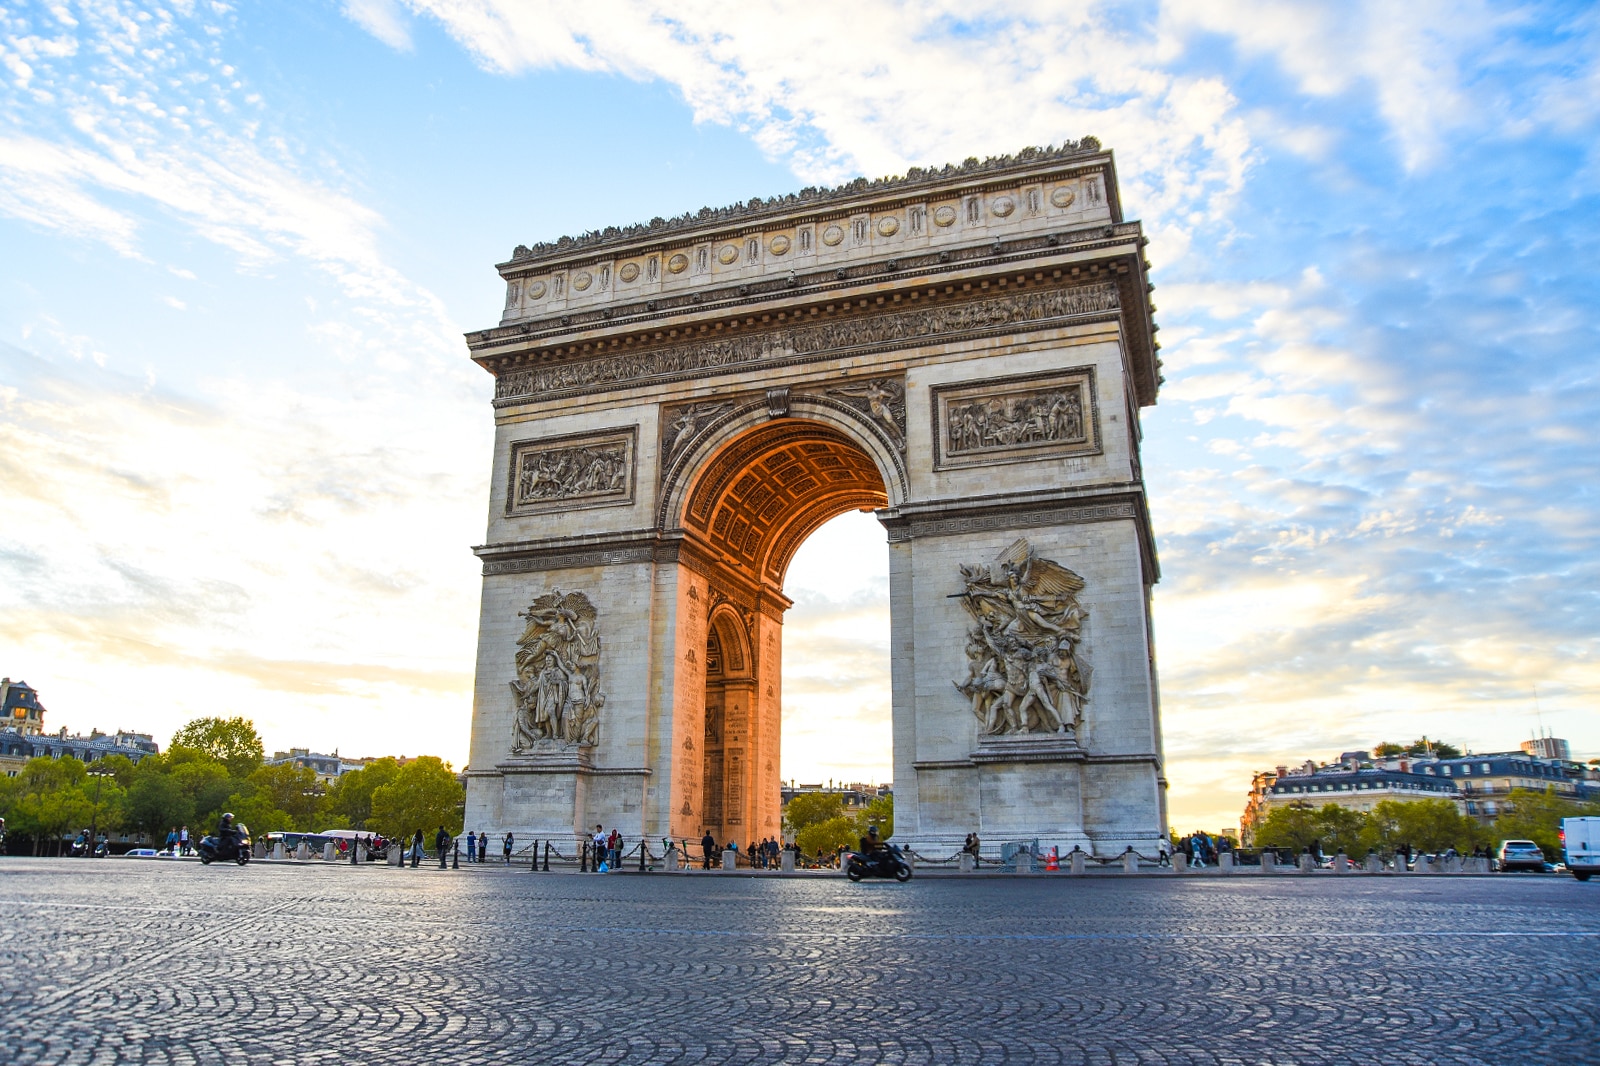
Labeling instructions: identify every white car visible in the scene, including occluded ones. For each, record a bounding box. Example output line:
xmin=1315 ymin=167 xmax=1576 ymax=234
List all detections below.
xmin=1561 ymin=817 xmax=1600 ymax=883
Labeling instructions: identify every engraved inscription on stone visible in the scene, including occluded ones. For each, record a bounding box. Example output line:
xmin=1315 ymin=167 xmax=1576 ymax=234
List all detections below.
xmin=509 ymin=588 xmax=604 ymax=751
xmin=932 ymin=367 xmax=1099 ymax=469
xmin=953 ymin=538 xmax=1089 ymax=738
xmin=507 ymin=428 xmax=636 ymax=514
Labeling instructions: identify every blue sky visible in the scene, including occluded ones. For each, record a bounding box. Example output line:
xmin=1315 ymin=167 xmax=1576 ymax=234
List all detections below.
xmin=2 ymin=0 xmax=1596 ymax=829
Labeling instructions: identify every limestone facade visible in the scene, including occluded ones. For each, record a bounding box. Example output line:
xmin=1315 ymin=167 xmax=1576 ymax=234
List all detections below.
xmin=463 ymin=141 xmax=1168 ymax=857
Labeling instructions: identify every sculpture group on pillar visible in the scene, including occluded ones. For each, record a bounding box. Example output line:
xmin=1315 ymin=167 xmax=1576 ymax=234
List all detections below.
xmin=510 ymin=588 xmax=604 ymax=750
xmin=953 ymin=539 xmax=1090 ymax=737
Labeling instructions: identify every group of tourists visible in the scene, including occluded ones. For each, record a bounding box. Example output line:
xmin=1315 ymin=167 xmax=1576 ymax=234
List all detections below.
xmin=1160 ymin=831 xmax=1233 ymax=867
xmin=162 ymin=826 xmax=192 ymax=856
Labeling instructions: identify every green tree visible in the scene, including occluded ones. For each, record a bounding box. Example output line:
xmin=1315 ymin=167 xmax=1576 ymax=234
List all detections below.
xmin=328 ymin=758 xmax=401 ymax=829
xmin=125 ymin=768 xmax=191 ymax=839
xmin=368 ymin=757 xmax=463 ymax=841
xmin=167 ymin=757 xmax=235 ymax=831
xmin=1491 ymin=787 xmax=1600 ymax=856
xmin=796 ymin=815 xmax=861 ymax=858
xmin=1255 ymin=804 xmax=1324 ymax=852
xmin=242 ymin=761 xmax=327 ymax=830
xmin=1367 ymin=798 xmax=1484 ymax=854
xmin=782 ymin=792 xmax=845 ymax=837
xmin=170 ymin=717 xmax=265 ymax=778
xmin=6 ymin=757 xmax=94 ymax=854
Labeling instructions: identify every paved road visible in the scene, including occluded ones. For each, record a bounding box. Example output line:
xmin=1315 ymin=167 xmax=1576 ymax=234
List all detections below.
xmin=2 ymin=859 xmax=1596 ymax=1065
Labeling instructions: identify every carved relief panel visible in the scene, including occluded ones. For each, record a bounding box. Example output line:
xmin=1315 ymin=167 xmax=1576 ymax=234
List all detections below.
xmin=931 ymin=367 xmax=1099 ymax=470
xmin=506 ymin=426 xmax=638 ymax=516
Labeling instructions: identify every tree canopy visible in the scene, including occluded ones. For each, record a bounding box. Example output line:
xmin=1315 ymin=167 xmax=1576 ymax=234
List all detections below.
xmin=170 ymin=717 xmax=265 ymax=778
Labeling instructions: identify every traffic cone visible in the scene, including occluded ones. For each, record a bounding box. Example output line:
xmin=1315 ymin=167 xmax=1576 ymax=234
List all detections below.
xmin=1046 ymin=846 xmax=1059 ymax=871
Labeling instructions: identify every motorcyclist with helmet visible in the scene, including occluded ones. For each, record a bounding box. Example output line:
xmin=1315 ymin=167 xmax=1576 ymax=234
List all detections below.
xmin=857 ymin=825 xmax=886 ymax=874
xmin=217 ymin=812 xmax=239 ymax=859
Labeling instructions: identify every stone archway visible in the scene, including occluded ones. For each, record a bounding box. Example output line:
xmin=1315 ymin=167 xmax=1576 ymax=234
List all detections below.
xmin=463 ymin=141 xmax=1169 ymax=859
xmin=671 ymin=417 xmax=890 ymax=843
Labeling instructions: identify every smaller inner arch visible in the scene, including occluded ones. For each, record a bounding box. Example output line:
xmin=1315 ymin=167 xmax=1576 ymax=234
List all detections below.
xmin=683 ymin=420 xmax=889 ymax=587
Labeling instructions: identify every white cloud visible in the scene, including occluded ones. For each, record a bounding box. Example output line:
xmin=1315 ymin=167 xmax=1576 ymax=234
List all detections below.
xmin=343 ymin=0 xmax=414 ymax=52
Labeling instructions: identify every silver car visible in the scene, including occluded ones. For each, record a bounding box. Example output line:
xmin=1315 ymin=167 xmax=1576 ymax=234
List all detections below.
xmin=1498 ymin=839 xmax=1545 ymax=872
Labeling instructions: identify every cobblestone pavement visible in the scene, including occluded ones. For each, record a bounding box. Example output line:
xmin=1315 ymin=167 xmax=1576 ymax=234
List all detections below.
xmin=3 ymin=860 xmax=1597 ymax=1065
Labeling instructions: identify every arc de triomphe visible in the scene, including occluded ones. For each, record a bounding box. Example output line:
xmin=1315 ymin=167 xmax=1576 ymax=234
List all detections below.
xmin=462 ymin=141 xmax=1167 ymax=857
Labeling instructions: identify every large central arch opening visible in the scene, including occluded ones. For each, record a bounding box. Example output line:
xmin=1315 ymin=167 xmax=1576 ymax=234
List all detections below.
xmin=678 ymin=417 xmax=891 ymax=845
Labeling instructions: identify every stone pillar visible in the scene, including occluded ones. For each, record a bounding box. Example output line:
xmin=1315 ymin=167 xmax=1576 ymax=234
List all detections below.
xmin=387 ymin=844 xmax=401 ymax=866
xmin=1333 ymin=853 xmax=1349 ymax=874
xmin=295 ymin=842 xmax=309 ymax=861
xmin=959 ymin=852 xmax=976 ymax=873
xmin=721 ymin=847 xmax=737 ymax=871
xmin=1069 ymin=850 xmax=1086 ymax=876
xmin=780 ymin=849 xmax=795 ymax=873
xmin=1260 ymin=850 xmax=1276 ymax=874
xmin=323 ymin=842 xmax=336 ymax=862
xmin=1413 ymin=855 xmax=1434 ymax=874
xmin=1365 ymin=853 xmax=1382 ymax=873
xmin=1219 ymin=852 xmax=1234 ymax=874
xmin=273 ymin=841 xmax=286 ymax=861
xmin=1171 ymin=852 xmax=1187 ymax=874
xmin=1297 ymin=854 xmax=1315 ymax=874
xmin=1122 ymin=850 xmax=1138 ymax=874
xmin=1443 ymin=855 xmax=1463 ymax=874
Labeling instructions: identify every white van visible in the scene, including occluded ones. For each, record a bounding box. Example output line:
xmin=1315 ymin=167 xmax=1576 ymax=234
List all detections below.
xmin=1561 ymin=817 xmax=1600 ymax=882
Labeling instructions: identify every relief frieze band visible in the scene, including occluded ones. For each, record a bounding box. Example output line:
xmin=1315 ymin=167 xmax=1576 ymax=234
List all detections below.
xmin=492 ymin=281 xmax=1118 ymax=406
xmin=932 ymin=367 xmax=1099 ymax=470
xmin=505 ymin=426 xmax=638 ymax=516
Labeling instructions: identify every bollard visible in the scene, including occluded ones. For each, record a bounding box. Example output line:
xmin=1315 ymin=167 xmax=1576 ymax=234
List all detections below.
xmin=351 ymin=839 xmax=360 ymax=865
xmin=1412 ymin=855 xmax=1434 ymax=874
xmin=640 ymin=842 xmax=647 ymax=873
xmin=1443 ymin=855 xmax=1462 ymax=874
xmin=1070 ymin=850 xmax=1087 ymax=876
xmin=722 ymin=847 xmax=737 ymax=871
xmin=296 ymin=842 xmax=310 ymax=862
xmin=1297 ymin=854 xmax=1315 ymax=874
xmin=959 ymin=852 xmax=976 ymax=873
xmin=452 ymin=840 xmax=460 ymax=870
xmin=322 ymin=841 xmax=334 ymax=862
xmin=543 ymin=841 xmax=551 ymax=872
xmin=780 ymin=849 xmax=795 ymax=873
xmin=1219 ymin=852 xmax=1234 ymax=874
xmin=528 ymin=839 xmax=538 ymax=872
xmin=1333 ymin=853 xmax=1349 ymax=874
xmin=1365 ymin=853 xmax=1383 ymax=873
xmin=1260 ymin=850 xmax=1276 ymax=874
xmin=1172 ymin=852 xmax=1188 ymax=874
xmin=274 ymin=841 xmax=287 ymax=861
xmin=580 ymin=842 xmax=589 ymax=872
xmin=1122 ymin=850 xmax=1138 ymax=874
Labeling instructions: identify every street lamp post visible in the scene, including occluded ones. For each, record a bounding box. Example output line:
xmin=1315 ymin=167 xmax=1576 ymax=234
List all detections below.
xmin=86 ymin=764 xmax=114 ymax=857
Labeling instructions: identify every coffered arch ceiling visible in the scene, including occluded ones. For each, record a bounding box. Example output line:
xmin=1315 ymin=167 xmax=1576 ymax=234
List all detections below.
xmin=683 ymin=420 xmax=888 ymax=587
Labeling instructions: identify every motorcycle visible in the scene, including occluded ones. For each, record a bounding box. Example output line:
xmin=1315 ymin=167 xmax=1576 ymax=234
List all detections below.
xmin=198 ymin=824 xmax=252 ymax=866
xmin=846 ymin=842 xmax=913 ymax=882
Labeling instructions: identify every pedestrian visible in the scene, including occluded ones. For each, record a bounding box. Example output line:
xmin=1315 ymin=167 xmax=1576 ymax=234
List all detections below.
xmin=435 ymin=826 xmax=451 ymax=869
xmin=700 ymin=829 xmax=716 ymax=869
xmin=607 ymin=828 xmax=621 ymax=869
xmin=165 ymin=827 xmax=178 ymax=855
xmin=503 ymin=831 xmax=513 ymax=865
xmin=410 ymin=828 xmax=424 ymax=868
xmin=477 ymin=829 xmax=486 ymax=863
xmin=466 ymin=830 xmax=477 ymax=864
xmin=592 ymin=825 xmax=607 ymax=872
xmin=1157 ymin=840 xmax=1170 ymax=867
xmin=179 ymin=825 xmax=190 ymax=855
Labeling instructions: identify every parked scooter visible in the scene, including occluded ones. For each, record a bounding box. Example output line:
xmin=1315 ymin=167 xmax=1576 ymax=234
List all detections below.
xmin=845 ymin=842 xmax=913 ymax=882
xmin=197 ymin=823 xmax=252 ymax=866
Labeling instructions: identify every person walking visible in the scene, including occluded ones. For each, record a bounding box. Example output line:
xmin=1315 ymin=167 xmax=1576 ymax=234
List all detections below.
xmin=410 ymin=828 xmax=424 ymax=868
xmin=607 ymin=828 xmax=621 ymax=869
xmin=477 ymin=830 xmax=487 ymax=863
xmin=164 ymin=827 xmax=178 ymax=856
xmin=502 ymin=831 xmax=513 ymax=865
xmin=465 ymin=830 xmax=477 ymax=864
xmin=700 ymin=830 xmax=716 ymax=869
xmin=179 ymin=825 xmax=190 ymax=855
xmin=435 ymin=826 xmax=451 ymax=869
xmin=591 ymin=825 xmax=607 ymax=872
